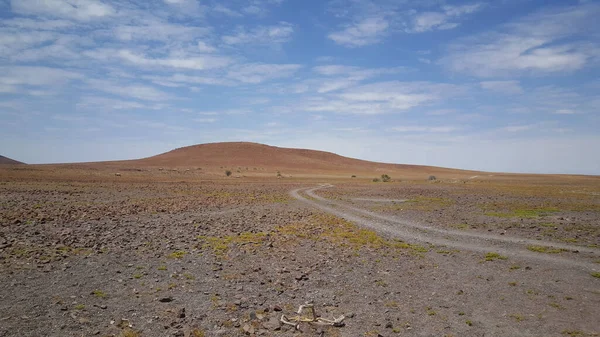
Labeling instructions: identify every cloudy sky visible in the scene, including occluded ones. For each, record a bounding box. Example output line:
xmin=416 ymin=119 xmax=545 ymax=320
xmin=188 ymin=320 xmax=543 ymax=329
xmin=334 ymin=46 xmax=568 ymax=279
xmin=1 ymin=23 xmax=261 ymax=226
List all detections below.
xmin=1 ymin=0 xmax=599 ymax=174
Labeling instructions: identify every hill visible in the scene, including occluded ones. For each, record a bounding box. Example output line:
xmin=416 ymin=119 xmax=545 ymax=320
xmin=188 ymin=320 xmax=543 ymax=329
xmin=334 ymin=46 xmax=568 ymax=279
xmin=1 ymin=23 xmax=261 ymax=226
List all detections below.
xmin=0 ymin=155 xmax=24 ymax=165
xmin=126 ymin=142 xmax=476 ymax=178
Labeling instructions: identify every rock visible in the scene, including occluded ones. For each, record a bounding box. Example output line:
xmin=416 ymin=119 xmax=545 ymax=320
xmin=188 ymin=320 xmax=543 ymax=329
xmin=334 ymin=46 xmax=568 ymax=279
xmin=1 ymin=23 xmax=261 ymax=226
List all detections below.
xmin=273 ymin=305 xmax=282 ymax=312
xmin=295 ymin=274 xmax=307 ymax=281
xmin=385 ymin=322 xmax=393 ymax=328
xmin=262 ymin=316 xmax=281 ymax=330
xmin=178 ymin=308 xmax=186 ymax=319
xmin=345 ymin=312 xmax=355 ymax=318
xmin=173 ymin=330 xmax=184 ymax=337
xmin=159 ymin=297 xmax=174 ymax=303
xmin=213 ymin=329 xmax=228 ymax=336
xmin=242 ymin=324 xmax=255 ymax=335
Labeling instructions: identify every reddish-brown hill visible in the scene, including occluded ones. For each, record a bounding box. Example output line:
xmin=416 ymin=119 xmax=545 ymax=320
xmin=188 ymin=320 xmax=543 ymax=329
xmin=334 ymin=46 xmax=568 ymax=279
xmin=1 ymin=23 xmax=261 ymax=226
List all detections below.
xmin=0 ymin=155 xmax=24 ymax=165
xmin=127 ymin=142 xmax=476 ymax=177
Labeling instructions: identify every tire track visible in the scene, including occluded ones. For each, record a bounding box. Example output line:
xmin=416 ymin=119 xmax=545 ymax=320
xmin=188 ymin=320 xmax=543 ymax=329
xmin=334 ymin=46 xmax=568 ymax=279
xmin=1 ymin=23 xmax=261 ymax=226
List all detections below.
xmin=291 ymin=184 xmax=600 ymax=271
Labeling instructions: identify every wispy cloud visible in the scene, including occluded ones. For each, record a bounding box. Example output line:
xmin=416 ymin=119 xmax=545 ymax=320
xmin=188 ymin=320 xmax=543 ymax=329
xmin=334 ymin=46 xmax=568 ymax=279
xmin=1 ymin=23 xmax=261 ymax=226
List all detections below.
xmin=11 ymin=0 xmax=116 ymax=21
xmin=87 ymin=79 xmax=172 ymax=101
xmin=480 ymin=80 xmax=523 ymax=94
xmin=0 ymin=66 xmax=82 ymax=93
xmin=226 ymin=63 xmax=301 ymax=84
xmin=328 ymin=17 xmax=389 ymax=47
xmin=441 ymin=3 xmax=600 ymax=77
xmin=222 ymin=22 xmax=294 ymax=45
xmin=391 ymin=126 xmax=460 ymax=133
xmin=410 ymin=4 xmax=481 ymax=33
xmin=304 ymin=81 xmax=462 ymax=115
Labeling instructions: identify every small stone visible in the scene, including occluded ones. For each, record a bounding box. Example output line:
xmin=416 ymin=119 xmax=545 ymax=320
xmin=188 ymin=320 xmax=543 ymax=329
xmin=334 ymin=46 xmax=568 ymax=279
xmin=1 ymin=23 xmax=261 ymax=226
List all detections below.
xmin=242 ymin=324 xmax=255 ymax=335
xmin=385 ymin=322 xmax=393 ymax=329
xmin=345 ymin=312 xmax=355 ymax=318
xmin=262 ymin=316 xmax=281 ymax=330
xmin=159 ymin=297 xmax=174 ymax=303
xmin=273 ymin=305 xmax=282 ymax=312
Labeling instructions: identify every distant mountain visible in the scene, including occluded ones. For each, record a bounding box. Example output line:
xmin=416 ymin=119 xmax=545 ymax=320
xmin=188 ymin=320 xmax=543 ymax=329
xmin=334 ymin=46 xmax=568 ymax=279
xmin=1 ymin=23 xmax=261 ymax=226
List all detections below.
xmin=0 ymin=155 xmax=24 ymax=165
xmin=126 ymin=142 xmax=474 ymax=177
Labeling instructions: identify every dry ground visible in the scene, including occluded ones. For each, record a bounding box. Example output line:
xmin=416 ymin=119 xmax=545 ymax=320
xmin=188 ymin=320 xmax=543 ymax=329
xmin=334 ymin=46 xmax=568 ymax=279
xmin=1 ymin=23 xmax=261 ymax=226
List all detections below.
xmin=0 ymin=166 xmax=599 ymax=337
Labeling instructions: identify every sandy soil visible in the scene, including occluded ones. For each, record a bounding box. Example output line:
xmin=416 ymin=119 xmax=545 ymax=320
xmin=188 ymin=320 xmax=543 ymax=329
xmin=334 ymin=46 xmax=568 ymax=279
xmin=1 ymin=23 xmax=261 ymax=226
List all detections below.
xmin=1 ymin=167 xmax=599 ymax=337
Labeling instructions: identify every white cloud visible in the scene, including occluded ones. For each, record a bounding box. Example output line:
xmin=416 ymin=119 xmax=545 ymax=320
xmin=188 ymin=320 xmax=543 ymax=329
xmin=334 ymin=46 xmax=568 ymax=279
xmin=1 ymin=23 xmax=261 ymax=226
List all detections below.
xmin=112 ymin=22 xmax=208 ymax=42
xmin=480 ymin=80 xmax=523 ymax=94
xmin=197 ymin=41 xmax=216 ymax=53
xmin=410 ymin=4 xmax=481 ymax=33
xmin=328 ymin=17 xmax=389 ymax=47
xmin=227 ymin=63 xmax=301 ymax=84
xmin=391 ymin=126 xmax=459 ymax=133
xmin=76 ymin=96 xmax=165 ymax=110
xmin=222 ymin=22 xmax=294 ymax=45
xmin=145 ymin=74 xmax=234 ymax=87
xmin=212 ymin=4 xmax=242 ymax=17
xmin=502 ymin=124 xmax=535 ymax=132
xmin=116 ymin=50 xmax=232 ymax=70
xmin=442 ymin=4 xmax=482 ymax=17
xmin=87 ymin=79 xmax=172 ymax=102
xmin=311 ymin=65 xmax=405 ymax=93
xmin=554 ymin=109 xmax=576 ymax=115
xmin=163 ymin=0 xmax=203 ymax=14
xmin=304 ymin=81 xmax=460 ymax=115
xmin=0 ymin=30 xmax=59 ymax=57
xmin=441 ymin=3 xmax=599 ymax=77
xmin=412 ymin=12 xmax=456 ymax=33
xmin=0 ymin=66 xmax=82 ymax=93
xmin=2 ymin=18 xmax=74 ymax=30
xmin=193 ymin=118 xmax=217 ymax=123
xmin=11 ymin=0 xmax=115 ymax=21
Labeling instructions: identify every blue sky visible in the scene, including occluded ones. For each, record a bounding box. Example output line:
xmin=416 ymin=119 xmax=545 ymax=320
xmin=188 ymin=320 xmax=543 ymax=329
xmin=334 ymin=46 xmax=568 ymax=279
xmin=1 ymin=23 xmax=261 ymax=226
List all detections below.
xmin=1 ymin=0 xmax=599 ymax=174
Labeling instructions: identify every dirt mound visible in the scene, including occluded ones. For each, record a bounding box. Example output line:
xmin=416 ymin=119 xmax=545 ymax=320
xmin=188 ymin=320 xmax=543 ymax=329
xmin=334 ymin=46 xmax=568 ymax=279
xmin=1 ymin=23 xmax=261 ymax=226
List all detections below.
xmin=0 ymin=155 xmax=24 ymax=165
xmin=128 ymin=142 xmax=473 ymax=176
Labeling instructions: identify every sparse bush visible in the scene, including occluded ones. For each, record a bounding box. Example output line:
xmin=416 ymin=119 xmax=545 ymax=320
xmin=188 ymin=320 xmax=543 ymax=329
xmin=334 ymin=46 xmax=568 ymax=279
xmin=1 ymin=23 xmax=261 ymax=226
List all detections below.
xmin=373 ymin=178 xmax=380 ymax=182
xmin=484 ymin=252 xmax=508 ymax=261
xmin=381 ymin=174 xmax=391 ymax=182
xmin=428 ymin=175 xmax=437 ymax=181
xmin=225 ymin=170 xmax=232 ymax=176
xmin=277 ymin=171 xmax=282 ymax=177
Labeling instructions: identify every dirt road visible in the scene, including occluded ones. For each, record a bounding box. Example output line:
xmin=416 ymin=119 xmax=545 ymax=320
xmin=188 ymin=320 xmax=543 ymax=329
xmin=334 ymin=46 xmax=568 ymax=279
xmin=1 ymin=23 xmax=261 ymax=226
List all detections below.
xmin=291 ymin=184 xmax=600 ymax=271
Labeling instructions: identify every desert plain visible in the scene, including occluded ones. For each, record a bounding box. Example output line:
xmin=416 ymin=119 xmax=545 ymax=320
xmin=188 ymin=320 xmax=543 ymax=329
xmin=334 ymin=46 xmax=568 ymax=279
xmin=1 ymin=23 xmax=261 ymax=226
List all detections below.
xmin=0 ymin=143 xmax=599 ymax=337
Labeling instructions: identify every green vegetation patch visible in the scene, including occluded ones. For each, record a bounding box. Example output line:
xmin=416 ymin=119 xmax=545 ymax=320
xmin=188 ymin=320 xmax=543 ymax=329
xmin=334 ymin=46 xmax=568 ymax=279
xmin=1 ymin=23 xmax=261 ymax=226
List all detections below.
xmin=527 ymin=245 xmax=567 ymax=254
xmin=197 ymin=232 xmax=267 ymax=256
xmin=484 ymin=252 xmax=508 ymax=261
xmin=277 ymin=214 xmax=429 ymax=254
xmin=168 ymin=251 xmax=187 ymax=259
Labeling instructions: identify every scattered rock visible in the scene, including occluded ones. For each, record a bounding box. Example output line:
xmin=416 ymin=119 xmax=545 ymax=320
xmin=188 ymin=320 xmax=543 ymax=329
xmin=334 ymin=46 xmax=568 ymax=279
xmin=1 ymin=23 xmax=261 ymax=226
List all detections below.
xmin=262 ymin=316 xmax=281 ymax=330
xmin=242 ymin=324 xmax=255 ymax=335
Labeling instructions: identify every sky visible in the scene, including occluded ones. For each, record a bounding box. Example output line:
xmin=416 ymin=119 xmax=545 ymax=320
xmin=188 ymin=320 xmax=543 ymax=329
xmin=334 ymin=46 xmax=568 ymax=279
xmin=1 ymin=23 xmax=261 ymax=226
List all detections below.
xmin=0 ymin=0 xmax=599 ymax=174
